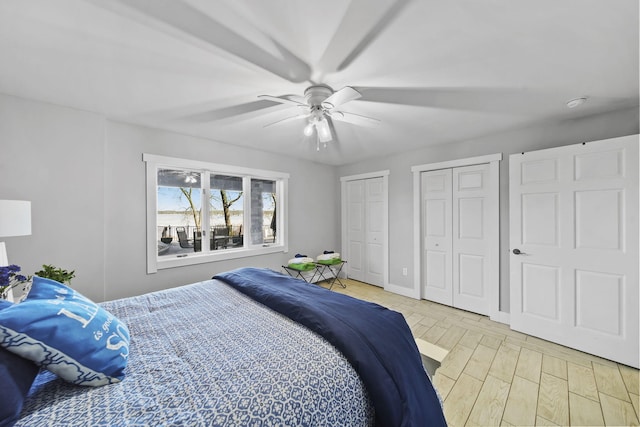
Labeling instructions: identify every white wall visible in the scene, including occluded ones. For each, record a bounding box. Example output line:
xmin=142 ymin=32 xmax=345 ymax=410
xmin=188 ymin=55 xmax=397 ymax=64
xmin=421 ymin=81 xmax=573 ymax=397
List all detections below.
xmin=338 ymin=106 xmax=640 ymax=312
xmin=0 ymin=93 xmax=341 ymax=301
xmin=0 ymin=94 xmax=106 ymax=299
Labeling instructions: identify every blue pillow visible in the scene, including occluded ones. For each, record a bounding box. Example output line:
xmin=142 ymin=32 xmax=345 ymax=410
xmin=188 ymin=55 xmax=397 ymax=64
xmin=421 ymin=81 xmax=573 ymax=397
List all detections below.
xmin=0 ymin=300 xmax=40 ymax=427
xmin=0 ymin=346 xmax=39 ymax=427
xmin=0 ymin=277 xmax=130 ymax=387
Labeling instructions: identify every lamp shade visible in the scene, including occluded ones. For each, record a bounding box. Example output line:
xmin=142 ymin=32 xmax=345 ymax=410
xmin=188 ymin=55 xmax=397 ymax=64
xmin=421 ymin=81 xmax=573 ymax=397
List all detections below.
xmin=0 ymin=200 xmax=31 ymax=237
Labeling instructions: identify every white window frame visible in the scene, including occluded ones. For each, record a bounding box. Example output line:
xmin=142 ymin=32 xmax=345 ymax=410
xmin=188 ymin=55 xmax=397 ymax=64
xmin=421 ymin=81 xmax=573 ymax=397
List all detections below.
xmin=144 ymin=154 xmax=289 ymax=273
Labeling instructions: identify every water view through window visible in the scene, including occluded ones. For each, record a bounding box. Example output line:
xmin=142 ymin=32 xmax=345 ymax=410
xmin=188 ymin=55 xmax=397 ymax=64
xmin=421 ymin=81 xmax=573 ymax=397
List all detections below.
xmin=156 ymin=169 xmax=276 ymax=257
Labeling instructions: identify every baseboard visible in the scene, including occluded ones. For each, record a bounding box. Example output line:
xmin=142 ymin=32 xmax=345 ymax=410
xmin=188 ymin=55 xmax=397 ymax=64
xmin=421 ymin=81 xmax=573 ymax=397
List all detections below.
xmin=383 ymin=281 xmax=511 ymax=323
xmin=384 ymin=282 xmax=420 ymax=299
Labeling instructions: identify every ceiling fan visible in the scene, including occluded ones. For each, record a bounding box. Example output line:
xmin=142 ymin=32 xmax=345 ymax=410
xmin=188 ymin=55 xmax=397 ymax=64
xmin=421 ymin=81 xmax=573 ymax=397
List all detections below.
xmin=258 ymin=85 xmax=380 ymax=149
xmin=104 ymin=0 xmax=551 ymax=153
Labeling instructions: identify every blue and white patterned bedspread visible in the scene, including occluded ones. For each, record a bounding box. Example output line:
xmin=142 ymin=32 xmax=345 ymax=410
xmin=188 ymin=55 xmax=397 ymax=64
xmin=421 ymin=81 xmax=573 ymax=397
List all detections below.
xmin=16 ymin=280 xmax=374 ymax=426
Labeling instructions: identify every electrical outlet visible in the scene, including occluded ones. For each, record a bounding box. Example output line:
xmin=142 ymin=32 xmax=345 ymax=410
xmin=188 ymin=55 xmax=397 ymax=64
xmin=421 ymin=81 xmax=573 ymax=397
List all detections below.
xmin=402 ymin=267 xmax=408 ymax=276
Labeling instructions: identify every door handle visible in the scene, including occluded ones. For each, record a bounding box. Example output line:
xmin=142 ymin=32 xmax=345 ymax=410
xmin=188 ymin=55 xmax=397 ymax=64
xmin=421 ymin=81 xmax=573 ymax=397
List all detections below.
xmin=512 ymin=248 xmax=525 ymax=255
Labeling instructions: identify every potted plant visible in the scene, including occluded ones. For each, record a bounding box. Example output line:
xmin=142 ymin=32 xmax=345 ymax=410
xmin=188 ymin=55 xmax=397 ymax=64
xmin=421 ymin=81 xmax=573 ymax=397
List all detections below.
xmin=34 ymin=264 xmax=75 ymax=285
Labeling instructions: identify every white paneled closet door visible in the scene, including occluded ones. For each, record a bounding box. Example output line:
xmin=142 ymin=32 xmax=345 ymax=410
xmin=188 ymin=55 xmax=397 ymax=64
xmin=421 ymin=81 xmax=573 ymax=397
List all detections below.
xmin=509 ymin=135 xmax=639 ymax=368
xmin=422 ymin=164 xmax=497 ymax=316
xmin=421 ymin=169 xmax=453 ymax=305
xmin=347 ymin=180 xmax=365 ymax=282
xmin=365 ymin=178 xmax=384 ymax=286
xmin=346 ymin=178 xmax=384 ymax=287
xmin=452 ymin=164 xmax=495 ymax=315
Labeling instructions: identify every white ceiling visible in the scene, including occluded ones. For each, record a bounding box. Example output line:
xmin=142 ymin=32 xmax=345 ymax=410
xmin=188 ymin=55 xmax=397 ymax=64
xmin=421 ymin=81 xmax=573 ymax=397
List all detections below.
xmin=0 ymin=0 xmax=637 ymax=166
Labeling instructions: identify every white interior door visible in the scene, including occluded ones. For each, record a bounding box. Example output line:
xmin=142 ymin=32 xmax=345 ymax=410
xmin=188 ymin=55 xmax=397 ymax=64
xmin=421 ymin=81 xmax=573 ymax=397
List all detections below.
xmin=365 ymin=178 xmax=384 ymax=286
xmin=346 ymin=177 xmax=386 ymax=287
xmin=509 ymin=135 xmax=639 ymax=368
xmin=452 ymin=164 xmax=496 ymax=315
xmin=422 ymin=165 xmax=497 ymax=316
xmin=347 ymin=180 xmax=365 ymax=282
xmin=422 ymin=169 xmax=453 ymax=305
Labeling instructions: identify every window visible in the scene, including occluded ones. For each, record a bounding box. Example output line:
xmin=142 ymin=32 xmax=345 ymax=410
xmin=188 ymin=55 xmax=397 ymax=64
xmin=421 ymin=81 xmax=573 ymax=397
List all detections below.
xmin=144 ymin=154 xmax=288 ymax=273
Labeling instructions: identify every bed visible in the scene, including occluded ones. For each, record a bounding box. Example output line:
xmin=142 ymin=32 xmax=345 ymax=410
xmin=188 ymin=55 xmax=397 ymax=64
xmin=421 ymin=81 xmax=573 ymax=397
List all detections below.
xmin=1 ymin=267 xmax=446 ymax=426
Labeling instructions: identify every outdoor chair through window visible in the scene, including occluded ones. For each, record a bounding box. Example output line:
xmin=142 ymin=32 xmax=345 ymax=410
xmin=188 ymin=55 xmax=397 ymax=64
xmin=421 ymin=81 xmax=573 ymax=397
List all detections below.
xmin=230 ymin=224 xmax=243 ymax=247
xmin=211 ymin=225 xmax=230 ymax=250
xmin=176 ymin=226 xmax=194 ymax=249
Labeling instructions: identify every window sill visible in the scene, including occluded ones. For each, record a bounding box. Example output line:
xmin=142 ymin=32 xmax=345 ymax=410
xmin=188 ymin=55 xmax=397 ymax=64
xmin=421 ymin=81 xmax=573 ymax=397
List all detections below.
xmin=150 ymin=244 xmax=287 ymax=273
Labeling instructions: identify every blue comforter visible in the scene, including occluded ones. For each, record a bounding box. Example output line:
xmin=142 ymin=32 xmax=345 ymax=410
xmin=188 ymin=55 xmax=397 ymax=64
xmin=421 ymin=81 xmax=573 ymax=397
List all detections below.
xmin=17 ymin=278 xmax=373 ymax=426
xmin=214 ymin=268 xmax=447 ymax=427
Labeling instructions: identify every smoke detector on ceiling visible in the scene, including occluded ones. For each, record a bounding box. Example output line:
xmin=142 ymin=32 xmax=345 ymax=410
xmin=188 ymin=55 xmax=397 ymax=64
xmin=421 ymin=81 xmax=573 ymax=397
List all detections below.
xmin=566 ymin=97 xmax=588 ymax=108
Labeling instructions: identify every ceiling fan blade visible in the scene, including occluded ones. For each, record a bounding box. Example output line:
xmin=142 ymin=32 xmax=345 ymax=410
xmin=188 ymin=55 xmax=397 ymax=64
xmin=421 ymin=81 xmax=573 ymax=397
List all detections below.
xmin=107 ymin=0 xmax=311 ymax=83
xmin=264 ymin=113 xmax=310 ymax=128
xmin=283 ymin=94 xmax=307 ymax=104
xmin=184 ymin=100 xmax=281 ymax=122
xmin=355 ymin=86 xmax=557 ymax=114
xmin=258 ymin=95 xmax=308 ymax=108
xmin=321 ymin=86 xmax=362 ymax=109
xmin=315 ymin=0 xmax=410 ymax=77
xmin=332 ymin=110 xmax=380 ymax=126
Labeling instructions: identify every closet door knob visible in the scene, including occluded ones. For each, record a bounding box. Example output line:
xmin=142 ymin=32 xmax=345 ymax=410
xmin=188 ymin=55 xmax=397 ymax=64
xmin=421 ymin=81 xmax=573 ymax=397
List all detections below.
xmin=512 ymin=248 xmax=524 ymax=255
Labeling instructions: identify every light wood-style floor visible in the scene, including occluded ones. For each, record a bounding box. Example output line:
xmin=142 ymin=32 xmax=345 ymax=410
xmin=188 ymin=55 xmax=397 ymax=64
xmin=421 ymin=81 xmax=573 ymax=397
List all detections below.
xmin=334 ymin=279 xmax=640 ymax=426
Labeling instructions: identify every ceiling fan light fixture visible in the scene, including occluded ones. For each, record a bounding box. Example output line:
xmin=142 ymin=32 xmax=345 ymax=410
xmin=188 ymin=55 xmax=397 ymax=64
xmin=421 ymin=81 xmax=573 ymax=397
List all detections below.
xmin=303 ymin=122 xmax=315 ymax=136
xmin=316 ymin=118 xmax=332 ymax=142
xmin=262 ymin=85 xmax=374 ymax=149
